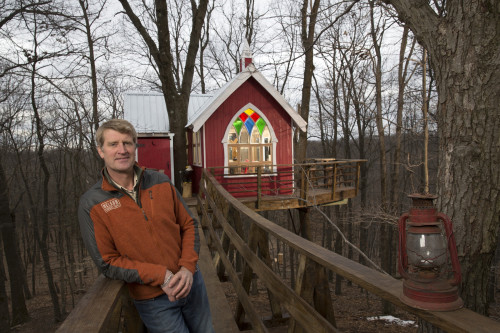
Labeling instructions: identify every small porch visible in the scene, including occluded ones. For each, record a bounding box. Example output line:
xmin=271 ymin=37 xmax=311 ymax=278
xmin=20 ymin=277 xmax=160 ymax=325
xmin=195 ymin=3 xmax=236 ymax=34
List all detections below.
xmin=204 ymin=159 xmax=365 ymax=211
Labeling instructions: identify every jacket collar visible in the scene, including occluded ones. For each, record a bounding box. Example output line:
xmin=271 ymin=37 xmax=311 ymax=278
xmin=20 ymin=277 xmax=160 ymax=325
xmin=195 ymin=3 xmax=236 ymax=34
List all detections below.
xmin=101 ymin=164 xmax=144 ymax=192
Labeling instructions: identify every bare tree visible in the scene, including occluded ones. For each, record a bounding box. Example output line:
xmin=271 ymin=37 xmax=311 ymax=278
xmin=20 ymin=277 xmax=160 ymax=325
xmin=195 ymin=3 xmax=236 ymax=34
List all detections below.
xmin=0 ymin=153 xmax=30 ymax=326
xmin=117 ymin=0 xmax=209 ymax=187
xmin=197 ymin=0 xmax=216 ymax=93
xmin=293 ymin=0 xmax=320 ymax=164
xmin=202 ymin=0 xmax=265 ymax=87
xmin=391 ymin=25 xmax=416 ymax=209
xmin=382 ymin=0 xmax=500 ymax=315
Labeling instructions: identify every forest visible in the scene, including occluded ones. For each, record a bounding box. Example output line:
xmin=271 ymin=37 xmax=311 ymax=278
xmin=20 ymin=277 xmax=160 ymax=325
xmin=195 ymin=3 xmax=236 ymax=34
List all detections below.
xmin=0 ymin=0 xmax=498 ymax=331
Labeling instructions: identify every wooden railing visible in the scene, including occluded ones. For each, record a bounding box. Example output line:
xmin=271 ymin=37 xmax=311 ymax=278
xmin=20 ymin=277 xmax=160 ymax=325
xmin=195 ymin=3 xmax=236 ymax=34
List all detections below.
xmin=56 ymin=275 xmax=144 ymax=333
xmin=209 ymin=159 xmax=365 ymax=210
xmin=198 ymin=168 xmax=500 ymax=333
xmin=57 ymin=165 xmax=500 ymax=333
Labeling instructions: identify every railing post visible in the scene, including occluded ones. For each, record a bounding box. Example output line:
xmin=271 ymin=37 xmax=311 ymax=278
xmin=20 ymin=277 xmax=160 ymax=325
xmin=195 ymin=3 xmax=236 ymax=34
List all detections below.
xmin=257 ymin=166 xmax=262 ymax=209
xmin=120 ymin=291 xmax=145 ymax=333
xmin=356 ymin=162 xmax=361 ymax=196
xmin=300 ymin=166 xmax=310 ymax=205
xmin=331 ymin=164 xmax=337 ymax=200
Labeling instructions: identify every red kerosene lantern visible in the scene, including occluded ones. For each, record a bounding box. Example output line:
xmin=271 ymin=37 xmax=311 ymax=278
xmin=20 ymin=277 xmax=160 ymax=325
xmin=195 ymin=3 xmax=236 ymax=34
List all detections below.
xmin=398 ymin=193 xmax=463 ymax=311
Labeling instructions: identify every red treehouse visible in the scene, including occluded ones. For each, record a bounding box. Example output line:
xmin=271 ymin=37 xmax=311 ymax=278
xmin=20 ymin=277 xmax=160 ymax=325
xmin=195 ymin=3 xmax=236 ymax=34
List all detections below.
xmin=125 ymin=44 xmax=363 ymax=210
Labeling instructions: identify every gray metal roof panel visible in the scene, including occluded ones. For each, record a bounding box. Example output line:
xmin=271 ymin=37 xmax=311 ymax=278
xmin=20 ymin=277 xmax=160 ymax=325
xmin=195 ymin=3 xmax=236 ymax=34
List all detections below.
xmin=124 ymin=91 xmax=213 ymax=133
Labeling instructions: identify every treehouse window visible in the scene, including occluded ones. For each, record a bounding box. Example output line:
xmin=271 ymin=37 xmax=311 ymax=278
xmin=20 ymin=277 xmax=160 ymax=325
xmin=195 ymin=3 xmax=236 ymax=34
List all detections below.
xmin=193 ymin=131 xmax=202 ymax=166
xmin=228 ymin=108 xmax=272 ymax=174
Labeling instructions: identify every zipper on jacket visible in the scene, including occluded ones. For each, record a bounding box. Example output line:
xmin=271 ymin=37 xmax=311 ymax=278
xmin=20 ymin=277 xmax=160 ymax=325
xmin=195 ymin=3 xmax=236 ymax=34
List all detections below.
xmin=103 ymin=166 xmax=151 ymax=222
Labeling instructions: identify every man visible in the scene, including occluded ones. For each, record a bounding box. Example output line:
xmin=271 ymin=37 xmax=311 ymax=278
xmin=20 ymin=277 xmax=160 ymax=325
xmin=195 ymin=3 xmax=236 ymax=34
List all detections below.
xmin=78 ymin=119 xmax=214 ymax=333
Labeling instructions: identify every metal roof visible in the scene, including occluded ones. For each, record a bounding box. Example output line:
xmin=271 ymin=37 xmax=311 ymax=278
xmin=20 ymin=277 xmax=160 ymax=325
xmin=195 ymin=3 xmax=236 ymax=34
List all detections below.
xmin=124 ymin=91 xmax=212 ymax=133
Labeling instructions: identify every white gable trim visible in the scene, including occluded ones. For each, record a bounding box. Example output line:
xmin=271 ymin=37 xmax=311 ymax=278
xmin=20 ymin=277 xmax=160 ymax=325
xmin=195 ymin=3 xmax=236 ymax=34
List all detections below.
xmin=190 ymin=64 xmax=307 ymax=133
xmin=249 ymin=69 xmax=307 ymax=133
xmin=191 ymin=71 xmax=251 ymax=132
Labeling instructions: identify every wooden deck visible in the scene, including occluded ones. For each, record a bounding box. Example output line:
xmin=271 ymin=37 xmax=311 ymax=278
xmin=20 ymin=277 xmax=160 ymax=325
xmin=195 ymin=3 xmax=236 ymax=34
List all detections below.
xmin=237 ymin=187 xmax=356 ymax=211
xmin=204 ymin=160 xmax=364 ymax=211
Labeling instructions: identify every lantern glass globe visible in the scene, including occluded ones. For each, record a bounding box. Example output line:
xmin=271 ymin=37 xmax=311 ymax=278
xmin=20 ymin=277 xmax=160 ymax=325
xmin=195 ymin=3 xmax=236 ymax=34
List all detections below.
xmin=406 ymin=229 xmax=447 ymax=269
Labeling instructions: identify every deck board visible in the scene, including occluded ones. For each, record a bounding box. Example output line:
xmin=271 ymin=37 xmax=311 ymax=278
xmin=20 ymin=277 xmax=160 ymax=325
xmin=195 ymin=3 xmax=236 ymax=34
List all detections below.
xmin=237 ymin=187 xmax=356 ymax=211
xmin=187 ymin=201 xmax=241 ymax=333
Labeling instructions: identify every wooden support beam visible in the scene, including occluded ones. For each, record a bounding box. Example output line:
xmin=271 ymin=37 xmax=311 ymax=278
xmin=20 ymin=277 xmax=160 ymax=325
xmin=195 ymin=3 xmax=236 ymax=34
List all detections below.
xmin=355 ymin=162 xmax=361 ymax=196
xmin=235 ymin=222 xmax=260 ymax=327
xmin=196 ymin=213 xmax=241 ymax=333
xmin=214 ymin=230 xmax=230 ymax=280
xmin=331 ymin=164 xmax=337 ymax=200
xmin=199 ymin=183 xmax=269 ymax=333
xmin=120 ymin=292 xmax=145 ymax=333
xmin=255 ymin=213 xmax=283 ymax=320
xmin=257 ymin=166 xmax=262 ymax=209
xmin=200 ymin=176 xmax=338 ymax=332
xmin=202 ymin=169 xmax=500 ymax=333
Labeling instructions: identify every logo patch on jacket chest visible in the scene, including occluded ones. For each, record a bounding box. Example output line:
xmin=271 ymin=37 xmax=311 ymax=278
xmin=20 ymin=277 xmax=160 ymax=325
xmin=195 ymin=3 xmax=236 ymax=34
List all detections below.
xmin=101 ymin=198 xmax=121 ymax=213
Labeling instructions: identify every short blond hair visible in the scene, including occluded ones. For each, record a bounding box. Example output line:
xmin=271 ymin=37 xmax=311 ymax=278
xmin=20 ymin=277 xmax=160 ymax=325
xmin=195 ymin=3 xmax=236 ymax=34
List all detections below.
xmin=96 ymin=119 xmax=138 ymax=147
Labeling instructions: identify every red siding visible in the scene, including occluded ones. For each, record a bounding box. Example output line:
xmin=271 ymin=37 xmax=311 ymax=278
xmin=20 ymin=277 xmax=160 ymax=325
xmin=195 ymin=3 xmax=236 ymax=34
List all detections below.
xmin=205 ymin=78 xmax=293 ymax=167
xmin=195 ymin=77 xmax=294 ymax=196
xmin=192 ymin=166 xmax=202 ymax=194
xmin=137 ymin=137 xmax=171 ymax=177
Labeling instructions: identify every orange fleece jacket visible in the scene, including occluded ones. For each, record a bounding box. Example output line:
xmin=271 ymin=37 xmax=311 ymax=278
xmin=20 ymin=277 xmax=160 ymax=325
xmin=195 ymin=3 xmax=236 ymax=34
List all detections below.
xmin=78 ymin=166 xmax=199 ymax=300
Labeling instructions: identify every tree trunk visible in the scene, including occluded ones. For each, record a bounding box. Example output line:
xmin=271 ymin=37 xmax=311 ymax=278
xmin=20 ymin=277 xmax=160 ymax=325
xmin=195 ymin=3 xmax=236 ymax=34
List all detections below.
xmin=369 ymin=0 xmax=388 ymax=210
xmin=0 ymin=156 xmax=30 ymax=326
xmin=384 ymin=0 xmax=500 ymax=315
xmin=369 ymin=0 xmax=394 ymax=314
xmin=294 ymin=0 xmax=320 ymax=164
xmin=0 ymin=243 xmax=10 ymax=332
xmin=119 ymin=0 xmax=209 ymax=189
xmin=392 ymin=26 xmax=415 ymax=210
xmin=30 ymin=60 xmax=62 ymax=322
xmin=297 ymin=208 xmax=336 ymax=329
xmin=79 ymin=0 xmax=101 ymax=161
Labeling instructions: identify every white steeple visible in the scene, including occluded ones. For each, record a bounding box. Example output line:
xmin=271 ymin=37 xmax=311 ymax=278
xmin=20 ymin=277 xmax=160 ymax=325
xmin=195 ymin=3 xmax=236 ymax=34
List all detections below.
xmin=240 ymin=40 xmax=253 ymax=71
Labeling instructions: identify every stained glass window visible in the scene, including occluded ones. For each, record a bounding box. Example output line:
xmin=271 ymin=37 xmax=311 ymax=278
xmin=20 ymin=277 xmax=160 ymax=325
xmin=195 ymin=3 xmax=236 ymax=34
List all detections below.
xmin=228 ymin=109 xmax=272 ymax=174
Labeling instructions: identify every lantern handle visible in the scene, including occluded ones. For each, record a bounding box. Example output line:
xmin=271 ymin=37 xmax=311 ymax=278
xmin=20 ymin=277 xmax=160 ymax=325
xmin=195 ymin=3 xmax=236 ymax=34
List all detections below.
xmin=397 ymin=213 xmax=410 ymax=279
xmin=437 ymin=213 xmax=462 ymax=286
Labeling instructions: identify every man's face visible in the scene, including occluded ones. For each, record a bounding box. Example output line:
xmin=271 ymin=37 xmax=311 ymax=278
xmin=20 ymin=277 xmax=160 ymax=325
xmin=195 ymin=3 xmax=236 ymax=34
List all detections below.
xmin=98 ymin=129 xmax=136 ymax=176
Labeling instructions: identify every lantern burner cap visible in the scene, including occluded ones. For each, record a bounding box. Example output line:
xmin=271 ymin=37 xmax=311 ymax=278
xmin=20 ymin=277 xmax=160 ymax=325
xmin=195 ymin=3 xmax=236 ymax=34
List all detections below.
xmin=417 ymin=270 xmax=439 ymax=280
xmin=408 ymin=193 xmax=438 ymax=207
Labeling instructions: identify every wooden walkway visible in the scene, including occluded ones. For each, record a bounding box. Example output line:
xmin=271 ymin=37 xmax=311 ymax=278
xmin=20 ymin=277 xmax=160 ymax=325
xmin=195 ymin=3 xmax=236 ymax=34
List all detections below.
xmin=196 ymin=170 xmax=500 ymax=333
xmin=188 ymin=199 xmax=241 ymax=332
xmin=57 ymin=163 xmax=500 ymax=333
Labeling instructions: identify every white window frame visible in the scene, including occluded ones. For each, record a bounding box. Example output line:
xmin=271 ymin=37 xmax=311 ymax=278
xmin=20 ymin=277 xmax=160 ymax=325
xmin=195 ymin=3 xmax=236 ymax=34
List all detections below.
xmin=192 ymin=130 xmax=202 ymax=167
xmin=221 ymin=103 xmax=278 ymax=176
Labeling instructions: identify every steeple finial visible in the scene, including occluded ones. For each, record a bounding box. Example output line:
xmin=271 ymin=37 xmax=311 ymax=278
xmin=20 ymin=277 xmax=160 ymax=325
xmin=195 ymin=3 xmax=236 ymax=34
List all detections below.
xmin=240 ymin=40 xmax=253 ymax=71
